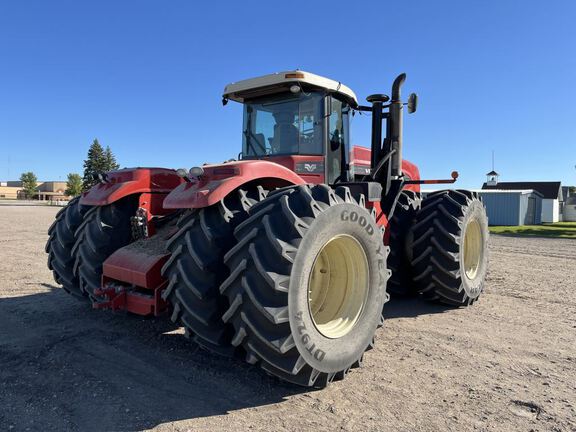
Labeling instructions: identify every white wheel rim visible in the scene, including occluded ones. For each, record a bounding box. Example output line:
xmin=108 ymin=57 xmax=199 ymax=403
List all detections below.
xmin=307 ymin=235 xmax=369 ymax=339
xmin=463 ymin=219 xmax=483 ymax=280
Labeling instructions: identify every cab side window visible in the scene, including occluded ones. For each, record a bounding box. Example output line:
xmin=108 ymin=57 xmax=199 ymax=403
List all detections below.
xmin=326 ymin=98 xmax=348 ymax=183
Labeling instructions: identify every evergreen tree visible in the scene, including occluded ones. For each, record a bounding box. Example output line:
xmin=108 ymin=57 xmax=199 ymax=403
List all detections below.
xmin=20 ymin=171 xmax=38 ymax=199
xmin=82 ymin=139 xmax=120 ymax=191
xmin=103 ymin=146 xmax=120 ymax=171
xmin=82 ymin=139 xmax=106 ymax=190
xmin=65 ymin=173 xmax=83 ymax=196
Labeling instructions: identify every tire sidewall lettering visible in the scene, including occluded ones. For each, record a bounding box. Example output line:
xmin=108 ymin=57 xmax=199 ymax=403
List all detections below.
xmin=340 ymin=209 xmax=374 ymax=236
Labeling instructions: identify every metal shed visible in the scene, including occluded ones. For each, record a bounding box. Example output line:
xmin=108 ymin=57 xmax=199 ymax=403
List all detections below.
xmin=421 ymin=189 xmax=543 ymax=226
xmin=563 ymin=196 xmax=576 ymax=222
xmin=477 ymin=190 xmax=542 ymax=226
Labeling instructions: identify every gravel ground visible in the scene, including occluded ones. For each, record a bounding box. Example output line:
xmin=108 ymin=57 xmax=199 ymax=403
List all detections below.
xmin=0 ymin=205 xmax=575 ymax=432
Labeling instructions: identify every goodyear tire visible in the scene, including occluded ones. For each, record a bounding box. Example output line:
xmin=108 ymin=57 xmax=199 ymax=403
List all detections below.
xmin=387 ymin=190 xmax=421 ymax=296
xmin=411 ymin=190 xmax=489 ymax=306
xmin=45 ymin=197 xmax=88 ymax=299
xmin=161 ymin=186 xmax=267 ymax=356
xmin=73 ymin=197 xmax=136 ymax=299
xmin=221 ymin=185 xmax=389 ymax=387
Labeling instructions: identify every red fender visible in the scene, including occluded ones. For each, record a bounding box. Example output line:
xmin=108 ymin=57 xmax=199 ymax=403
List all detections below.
xmin=401 ymin=159 xmax=421 ymax=193
xmin=163 ymin=160 xmax=306 ymax=209
xmin=80 ymin=168 xmax=184 ymax=206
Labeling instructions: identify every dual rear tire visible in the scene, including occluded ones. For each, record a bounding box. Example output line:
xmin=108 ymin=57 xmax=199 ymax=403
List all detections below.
xmin=410 ymin=190 xmax=489 ymax=305
xmin=386 ymin=189 xmax=489 ymax=305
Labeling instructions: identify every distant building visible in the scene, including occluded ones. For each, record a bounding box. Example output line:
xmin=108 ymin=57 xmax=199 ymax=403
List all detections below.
xmin=36 ymin=181 xmax=68 ymax=201
xmin=482 ymin=181 xmax=563 ymax=223
xmin=422 ymin=188 xmax=543 ymax=226
xmin=0 ymin=181 xmax=70 ymax=201
xmin=0 ymin=181 xmax=22 ymax=199
xmin=564 ymin=196 xmax=576 ymax=222
xmin=477 ymin=190 xmax=542 ymax=226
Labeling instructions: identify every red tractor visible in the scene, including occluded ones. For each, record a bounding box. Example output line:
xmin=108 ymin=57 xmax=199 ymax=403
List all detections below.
xmin=46 ymin=71 xmax=489 ymax=387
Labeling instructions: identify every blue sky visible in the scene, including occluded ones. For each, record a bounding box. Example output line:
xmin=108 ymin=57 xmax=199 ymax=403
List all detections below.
xmin=0 ymin=1 xmax=575 ymax=189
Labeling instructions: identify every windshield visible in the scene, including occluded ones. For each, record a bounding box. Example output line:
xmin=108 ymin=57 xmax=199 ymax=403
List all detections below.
xmin=242 ymin=92 xmax=324 ymax=158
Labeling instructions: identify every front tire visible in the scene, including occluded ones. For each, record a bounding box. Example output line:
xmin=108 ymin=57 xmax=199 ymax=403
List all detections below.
xmin=411 ymin=190 xmax=489 ymax=306
xmin=221 ymin=185 xmax=389 ymax=387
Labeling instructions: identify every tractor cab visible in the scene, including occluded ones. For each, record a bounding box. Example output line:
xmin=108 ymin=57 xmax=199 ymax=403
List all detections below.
xmin=223 ymin=71 xmax=358 ymax=184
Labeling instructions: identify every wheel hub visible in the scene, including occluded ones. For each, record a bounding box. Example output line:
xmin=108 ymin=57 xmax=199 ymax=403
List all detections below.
xmin=307 ymin=235 xmax=369 ymax=338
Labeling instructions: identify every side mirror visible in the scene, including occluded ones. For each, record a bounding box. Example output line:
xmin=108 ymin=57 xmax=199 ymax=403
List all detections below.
xmin=407 ymin=93 xmax=418 ymax=114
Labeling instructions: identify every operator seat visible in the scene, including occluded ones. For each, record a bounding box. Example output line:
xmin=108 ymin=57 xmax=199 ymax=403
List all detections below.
xmin=270 ymin=112 xmax=299 ymax=154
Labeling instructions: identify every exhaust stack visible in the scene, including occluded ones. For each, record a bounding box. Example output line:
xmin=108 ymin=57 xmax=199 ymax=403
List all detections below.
xmin=365 ymin=73 xmax=408 ymax=190
xmin=389 ymin=73 xmax=406 ymax=178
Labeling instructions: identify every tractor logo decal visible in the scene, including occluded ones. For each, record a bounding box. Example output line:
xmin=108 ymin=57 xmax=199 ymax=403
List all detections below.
xmin=295 ymin=162 xmax=324 ymax=174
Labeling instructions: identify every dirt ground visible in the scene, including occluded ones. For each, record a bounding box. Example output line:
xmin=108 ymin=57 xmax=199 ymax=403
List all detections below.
xmin=0 ymin=205 xmax=575 ymax=432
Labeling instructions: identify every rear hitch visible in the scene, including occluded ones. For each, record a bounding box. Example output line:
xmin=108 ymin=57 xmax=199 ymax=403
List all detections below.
xmin=93 ymin=284 xmax=128 ymax=311
xmin=93 ymin=281 xmax=169 ymax=316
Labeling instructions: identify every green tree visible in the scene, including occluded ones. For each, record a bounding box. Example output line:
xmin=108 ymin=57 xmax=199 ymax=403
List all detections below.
xmin=20 ymin=171 xmax=38 ymax=199
xmin=82 ymin=139 xmax=120 ymax=191
xmin=65 ymin=173 xmax=83 ymax=197
xmin=82 ymin=139 xmax=105 ymax=190
xmin=103 ymin=146 xmax=120 ymax=171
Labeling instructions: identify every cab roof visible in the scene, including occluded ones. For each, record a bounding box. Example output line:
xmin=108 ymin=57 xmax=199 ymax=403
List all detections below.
xmin=223 ymin=70 xmax=358 ymax=106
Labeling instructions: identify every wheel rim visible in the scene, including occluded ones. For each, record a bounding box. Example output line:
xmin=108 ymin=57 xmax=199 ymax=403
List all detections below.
xmin=307 ymin=235 xmax=369 ymax=339
xmin=463 ymin=219 xmax=483 ymax=280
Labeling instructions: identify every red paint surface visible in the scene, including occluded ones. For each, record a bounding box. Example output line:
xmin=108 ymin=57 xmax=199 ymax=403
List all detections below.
xmin=97 ymin=244 xmax=171 ymax=316
xmin=93 ymin=286 xmax=168 ymax=316
xmin=163 ymin=159 xmax=307 ymax=209
xmin=81 ymin=167 xmax=184 ymax=207
xmin=103 ymin=247 xmax=169 ymax=289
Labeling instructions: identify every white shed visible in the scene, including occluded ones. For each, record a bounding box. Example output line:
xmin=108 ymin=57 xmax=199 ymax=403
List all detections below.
xmin=564 ymin=196 xmax=576 ymax=222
